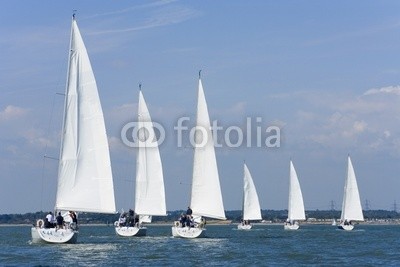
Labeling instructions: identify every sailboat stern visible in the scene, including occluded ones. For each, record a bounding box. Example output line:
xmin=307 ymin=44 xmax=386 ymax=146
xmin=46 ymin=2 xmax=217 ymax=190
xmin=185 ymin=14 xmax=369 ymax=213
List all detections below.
xmin=31 ymin=227 xmax=78 ymax=244
xmin=171 ymin=225 xmax=205 ymax=238
xmin=115 ymin=225 xmax=147 ymax=237
xmin=237 ymin=224 xmax=252 ymax=230
xmin=284 ymin=223 xmax=300 ymax=230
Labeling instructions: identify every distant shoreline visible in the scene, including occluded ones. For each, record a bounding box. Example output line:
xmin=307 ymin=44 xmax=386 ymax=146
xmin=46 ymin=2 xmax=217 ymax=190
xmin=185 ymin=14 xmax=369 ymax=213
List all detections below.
xmin=2 ymin=221 xmax=400 ymax=227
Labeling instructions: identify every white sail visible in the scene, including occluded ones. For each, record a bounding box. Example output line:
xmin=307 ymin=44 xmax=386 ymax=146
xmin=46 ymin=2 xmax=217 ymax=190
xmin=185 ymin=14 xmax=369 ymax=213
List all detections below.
xmin=190 ymin=78 xmax=226 ymax=220
xmin=134 ymin=90 xmax=167 ymax=217
xmin=139 ymin=215 xmax=152 ymax=223
xmin=242 ymin=163 xmax=262 ymax=220
xmin=340 ymin=156 xmax=364 ymax=221
xmin=288 ymin=161 xmax=306 ymax=221
xmin=55 ymin=19 xmax=116 ymax=214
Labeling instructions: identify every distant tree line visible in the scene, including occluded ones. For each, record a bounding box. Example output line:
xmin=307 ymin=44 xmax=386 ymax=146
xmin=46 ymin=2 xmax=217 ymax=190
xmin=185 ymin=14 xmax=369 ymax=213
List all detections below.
xmin=0 ymin=210 xmax=398 ymax=225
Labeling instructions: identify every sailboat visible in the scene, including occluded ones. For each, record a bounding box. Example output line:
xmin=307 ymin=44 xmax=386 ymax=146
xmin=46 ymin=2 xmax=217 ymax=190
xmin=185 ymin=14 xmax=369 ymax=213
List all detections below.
xmin=338 ymin=156 xmax=364 ymax=231
xmin=114 ymin=88 xmax=167 ymax=237
xmin=171 ymin=72 xmax=226 ymax=238
xmin=238 ymin=163 xmax=262 ymax=230
xmin=284 ymin=160 xmax=305 ymax=230
xmin=31 ymin=15 xmax=116 ymax=244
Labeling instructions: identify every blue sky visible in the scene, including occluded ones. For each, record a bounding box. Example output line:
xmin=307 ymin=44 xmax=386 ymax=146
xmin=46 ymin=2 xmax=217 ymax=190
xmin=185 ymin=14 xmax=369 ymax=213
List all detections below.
xmin=1 ymin=0 xmax=400 ymax=214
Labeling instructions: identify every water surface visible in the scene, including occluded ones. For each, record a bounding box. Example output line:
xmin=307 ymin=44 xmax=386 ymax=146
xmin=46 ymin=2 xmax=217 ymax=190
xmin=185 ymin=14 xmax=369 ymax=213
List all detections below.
xmin=1 ymin=224 xmax=399 ymax=266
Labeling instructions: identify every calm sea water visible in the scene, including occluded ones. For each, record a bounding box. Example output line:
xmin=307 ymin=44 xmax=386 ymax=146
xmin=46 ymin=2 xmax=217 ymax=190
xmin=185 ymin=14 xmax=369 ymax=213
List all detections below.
xmin=1 ymin=224 xmax=399 ymax=266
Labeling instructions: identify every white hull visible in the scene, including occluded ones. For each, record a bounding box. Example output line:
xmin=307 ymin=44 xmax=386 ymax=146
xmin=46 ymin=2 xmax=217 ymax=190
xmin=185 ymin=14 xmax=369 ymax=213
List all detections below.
xmin=284 ymin=223 xmax=300 ymax=230
xmin=115 ymin=225 xmax=147 ymax=237
xmin=237 ymin=224 xmax=252 ymax=230
xmin=171 ymin=223 xmax=205 ymax=238
xmin=31 ymin=227 xmax=78 ymax=244
xmin=338 ymin=223 xmax=354 ymax=231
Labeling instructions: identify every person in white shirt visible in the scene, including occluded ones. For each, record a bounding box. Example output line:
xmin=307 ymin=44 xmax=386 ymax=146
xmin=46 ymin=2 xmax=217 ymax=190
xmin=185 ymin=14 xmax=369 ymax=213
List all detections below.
xmin=46 ymin=212 xmax=55 ymax=228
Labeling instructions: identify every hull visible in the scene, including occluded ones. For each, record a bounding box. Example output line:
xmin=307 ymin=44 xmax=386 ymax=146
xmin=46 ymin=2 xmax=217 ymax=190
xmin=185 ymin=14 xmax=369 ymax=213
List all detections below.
xmin=338 ymin=224 xmax=354 ymax=231
xmin=284 ymin=223 xmax=300 ymax=230
xmin=171 ymin=225 xmax=205 ymax=238
xmin=115 ymin=225 xmax=147 ymax=237
xmin=237 ymin=224 xmax=252 ymax=230
xmin=31 ymin=227 xmax=78 ymax=244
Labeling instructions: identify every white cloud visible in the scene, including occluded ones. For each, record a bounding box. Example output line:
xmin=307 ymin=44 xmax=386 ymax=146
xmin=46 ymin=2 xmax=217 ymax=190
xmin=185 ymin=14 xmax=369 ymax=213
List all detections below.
xmin=384 ymin=130 xmax=391 ymax=138
xmin=353 ymin=120 xmax=367 ymax=133
xmin=84 ymin=0 xmax=178 ymax=20
xmin=364 ymin=85 xmax=400 ymax=96
xmin=285 ymin=88 xmax=400 ymax=155
xmin=0 ymin=105 xmax=28 ymax=121
xmin=342 ymin=120 xmax=367 ymax=138
xmin=20 ymin=128 xmax=57 ymax=149
xmin=89 ymin=5 xmax=201 ymax=35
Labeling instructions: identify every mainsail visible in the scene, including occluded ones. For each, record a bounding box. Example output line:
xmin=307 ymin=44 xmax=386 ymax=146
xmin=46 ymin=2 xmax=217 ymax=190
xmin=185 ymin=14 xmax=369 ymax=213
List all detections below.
xmin=288 ymin=161 xmax=305 ymax=221
xmin=190 ymin=78 xmax=226 ymax=220
xmin=134 ymin=90 xmax=167 ymax=217
xmin=55 ymin=19 xmax=116 ymax=214
xmin=242 ymin=163 xmax=262 ymax=220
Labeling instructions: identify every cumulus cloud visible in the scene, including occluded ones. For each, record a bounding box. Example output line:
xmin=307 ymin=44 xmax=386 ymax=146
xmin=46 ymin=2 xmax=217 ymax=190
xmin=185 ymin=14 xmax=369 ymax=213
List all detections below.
xmin=285 ymin=88 xmax=400 ymax=155
xmin=0 ymin=105 xmax=28 ymax=121
xmin=342 ymin=120 xmax=367 ymax=138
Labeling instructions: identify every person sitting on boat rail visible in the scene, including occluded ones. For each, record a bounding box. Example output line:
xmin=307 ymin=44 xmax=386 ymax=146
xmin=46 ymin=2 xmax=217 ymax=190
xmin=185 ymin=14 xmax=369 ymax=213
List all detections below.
xmin=68 ymin=211 xmax=78 ymax=229
xmin=43 ymin=218 xmax=51 ymax=228
xmin=118 ymin=212 xmax=127 ymax=226
xmin=179 ymin=213 xmax=186 ymax=227
xmin=134 ymin=214 xmax=140 ymax=226
xmin=69 ymin=211 xmax=78 ymax=224
xmin=46 ymin=212 xmax=55 ymax=228
xmin=185 ymin=215 xmax=194 ymax=227
xmin=56 ymin=212 xmax=64 ymax=229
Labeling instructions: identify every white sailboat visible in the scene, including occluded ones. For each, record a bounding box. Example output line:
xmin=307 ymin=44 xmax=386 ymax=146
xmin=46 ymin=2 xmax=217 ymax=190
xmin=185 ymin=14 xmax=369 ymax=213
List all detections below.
xmin=338 ymin=156 xmax=364 ymax=231
xmin=31 ymin=15 xmax=116 ymax=244
xmin=115 ymin=89 xmax=167 ymax=237
xmin=284 ymin=160 xmax=306 ymax=230
xmin=238 ymin=163 xmax=262 ymax=230
xmin=172 ymin=72 xmax=226 ymax=238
